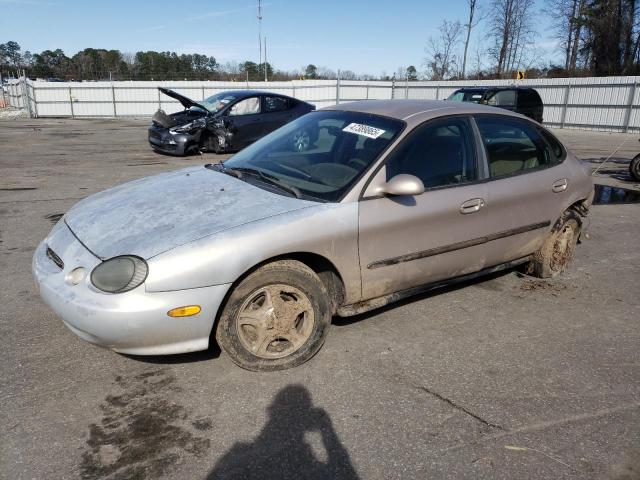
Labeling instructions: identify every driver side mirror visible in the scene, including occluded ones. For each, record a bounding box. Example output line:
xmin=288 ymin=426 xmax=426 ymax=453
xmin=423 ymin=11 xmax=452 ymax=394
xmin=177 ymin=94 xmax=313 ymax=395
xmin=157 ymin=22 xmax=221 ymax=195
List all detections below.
xmin=379 ymin=174 xmax=425 ymax=196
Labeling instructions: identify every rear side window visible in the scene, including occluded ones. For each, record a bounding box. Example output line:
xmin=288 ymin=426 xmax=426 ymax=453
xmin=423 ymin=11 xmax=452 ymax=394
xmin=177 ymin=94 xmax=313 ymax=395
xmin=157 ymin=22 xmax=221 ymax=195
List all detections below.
xmin=264 ymin=96 xmax=290 ymax=113
xmin=476 ymin=116 xmax=551 ymax=178
xmin=386 ymin=117 xmax=477 ymax=188
xmin=486 ymin=90 xmax=516 ymax=107
xmin=538 ymin=128 xmax=566 ymax=163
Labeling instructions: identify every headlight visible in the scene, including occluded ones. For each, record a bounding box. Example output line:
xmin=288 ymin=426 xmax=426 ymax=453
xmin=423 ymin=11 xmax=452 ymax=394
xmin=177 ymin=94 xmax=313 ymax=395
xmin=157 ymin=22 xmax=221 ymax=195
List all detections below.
xmin=90 ymin=256 xmax=148 ymax=293
xmin=170 ymin=119 xmax=205 ymax=134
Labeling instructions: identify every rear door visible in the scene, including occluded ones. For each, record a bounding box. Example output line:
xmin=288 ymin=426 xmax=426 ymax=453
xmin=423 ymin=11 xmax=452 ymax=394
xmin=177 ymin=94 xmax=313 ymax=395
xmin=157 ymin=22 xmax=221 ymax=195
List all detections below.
xmin=225 ymin=96 xmax=263 ymax=149
xmin=261 ymin=96 xmax=293 ymax=135
xmin=473 ymin=114 xmax=570 ymax=267
xmin=358 ymin=116 xmax=491 ymax=300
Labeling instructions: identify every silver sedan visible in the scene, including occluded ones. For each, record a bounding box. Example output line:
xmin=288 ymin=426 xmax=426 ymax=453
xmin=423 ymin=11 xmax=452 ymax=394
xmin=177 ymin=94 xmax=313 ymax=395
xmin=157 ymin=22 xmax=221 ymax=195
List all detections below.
xmin=33 ymin=100 xmax=594 ymax=371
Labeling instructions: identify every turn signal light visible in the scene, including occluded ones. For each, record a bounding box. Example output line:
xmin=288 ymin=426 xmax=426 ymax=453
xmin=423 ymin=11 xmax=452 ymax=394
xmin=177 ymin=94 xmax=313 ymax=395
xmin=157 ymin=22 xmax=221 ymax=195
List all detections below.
xmin=167 ymin=305 xmax=201 ymax=317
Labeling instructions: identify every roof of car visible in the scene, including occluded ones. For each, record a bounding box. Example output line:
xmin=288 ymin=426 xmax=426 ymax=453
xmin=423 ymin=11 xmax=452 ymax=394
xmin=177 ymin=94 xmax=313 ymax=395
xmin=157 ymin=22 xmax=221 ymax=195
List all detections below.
xmin=217 ymin=90 xmax=286 ymax=97
xmin=454 ymin=86 xmax=537 ymax=92
xmin=323 ymin=99 xmax=521 ymax=125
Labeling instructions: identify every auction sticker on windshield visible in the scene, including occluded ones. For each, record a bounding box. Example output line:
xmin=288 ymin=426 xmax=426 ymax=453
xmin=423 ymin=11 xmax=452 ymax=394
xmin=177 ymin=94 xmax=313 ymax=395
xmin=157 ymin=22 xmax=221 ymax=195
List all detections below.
xmin=342 ymin=123 xmax=386 ymax=139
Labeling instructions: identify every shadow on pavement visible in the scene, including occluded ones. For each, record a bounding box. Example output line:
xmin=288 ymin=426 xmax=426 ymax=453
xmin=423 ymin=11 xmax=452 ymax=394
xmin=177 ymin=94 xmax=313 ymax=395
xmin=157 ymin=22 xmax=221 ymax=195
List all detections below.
xmin=207 ymin=384 xmax=359 ymax=480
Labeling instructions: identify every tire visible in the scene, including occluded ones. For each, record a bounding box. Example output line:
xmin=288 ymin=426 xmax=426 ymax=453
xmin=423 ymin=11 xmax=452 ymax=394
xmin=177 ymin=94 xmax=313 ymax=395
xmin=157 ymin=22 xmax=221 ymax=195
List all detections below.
xmin=215 ymin=260 xmax=332 ymax=371
xmin=630 ymin=154 xmax=640 ymax=181
xmin=526 ymin=210 xmax=582 ymax=278
xmin=291 ymin=129 xmax=311 ymax=152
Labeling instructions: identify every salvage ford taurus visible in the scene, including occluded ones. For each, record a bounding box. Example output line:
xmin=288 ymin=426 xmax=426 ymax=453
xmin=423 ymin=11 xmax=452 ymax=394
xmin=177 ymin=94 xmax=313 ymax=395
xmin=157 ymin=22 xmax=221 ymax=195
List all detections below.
xmin=148 ymin=88 xmax=315 ymax=156
xmin=33 ymin=100 xmax=593 ymax=371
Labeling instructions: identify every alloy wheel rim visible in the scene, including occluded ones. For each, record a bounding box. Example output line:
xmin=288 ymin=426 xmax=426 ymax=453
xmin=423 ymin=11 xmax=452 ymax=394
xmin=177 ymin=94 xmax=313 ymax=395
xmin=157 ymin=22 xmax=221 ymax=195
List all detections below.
xmin=236 ymin=284 xmax=315 ymax=359
xmin=293 ymin=131 xmax=310 ymax=151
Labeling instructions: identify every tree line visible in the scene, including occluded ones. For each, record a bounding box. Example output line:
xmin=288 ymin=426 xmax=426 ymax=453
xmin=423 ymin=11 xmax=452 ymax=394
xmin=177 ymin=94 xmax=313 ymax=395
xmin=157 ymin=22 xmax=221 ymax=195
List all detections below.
xmin=0 ymin=43 xmax=371 ymax=82
xmin=425 ymin=0 xmax=640 ymax=80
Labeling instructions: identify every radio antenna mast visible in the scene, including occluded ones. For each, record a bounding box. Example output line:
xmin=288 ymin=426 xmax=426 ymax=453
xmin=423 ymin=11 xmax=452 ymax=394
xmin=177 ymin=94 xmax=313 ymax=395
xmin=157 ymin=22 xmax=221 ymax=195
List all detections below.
xmin=257 ymin=0 xmax=263 ymax=74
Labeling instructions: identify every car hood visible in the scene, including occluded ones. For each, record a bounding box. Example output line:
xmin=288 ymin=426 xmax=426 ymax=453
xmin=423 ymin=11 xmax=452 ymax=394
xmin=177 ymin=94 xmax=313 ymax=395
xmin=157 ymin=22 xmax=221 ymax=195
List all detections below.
xmin=64 ymin=166 xmax=316 ymax=260
xmin=158 ymin=87 xmax=208 ymax=111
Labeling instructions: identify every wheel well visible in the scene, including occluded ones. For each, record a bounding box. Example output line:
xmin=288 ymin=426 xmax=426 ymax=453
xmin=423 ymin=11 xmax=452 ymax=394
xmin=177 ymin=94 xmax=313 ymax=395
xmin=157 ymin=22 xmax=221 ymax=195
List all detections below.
xmin=568 ymin=198 xmax=589 ymax=218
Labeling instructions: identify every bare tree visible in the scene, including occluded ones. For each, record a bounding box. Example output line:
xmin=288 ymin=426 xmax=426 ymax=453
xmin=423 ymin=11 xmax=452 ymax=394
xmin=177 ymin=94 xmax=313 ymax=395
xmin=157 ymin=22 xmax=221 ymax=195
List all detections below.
xmin=461 ymin=0 xmax=481 ymax=78
xmin=488 ymin=0 xmax=536 ymax=77
xmin=425 ymin=20 xmax=463 ymax=80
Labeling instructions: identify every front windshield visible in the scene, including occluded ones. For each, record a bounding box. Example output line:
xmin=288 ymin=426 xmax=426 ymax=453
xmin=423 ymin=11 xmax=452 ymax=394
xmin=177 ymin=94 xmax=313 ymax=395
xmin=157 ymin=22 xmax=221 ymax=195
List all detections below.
xmin=223 ymin=110 xmax=404 ymax=202
xmin=200 ymin=92 xmax=237 ymax=113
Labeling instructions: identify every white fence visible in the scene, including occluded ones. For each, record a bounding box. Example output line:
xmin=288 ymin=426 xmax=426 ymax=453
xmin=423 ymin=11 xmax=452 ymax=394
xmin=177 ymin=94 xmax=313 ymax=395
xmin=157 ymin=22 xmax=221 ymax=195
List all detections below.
xmin=6 ymin=76 xmax=640 ymax=132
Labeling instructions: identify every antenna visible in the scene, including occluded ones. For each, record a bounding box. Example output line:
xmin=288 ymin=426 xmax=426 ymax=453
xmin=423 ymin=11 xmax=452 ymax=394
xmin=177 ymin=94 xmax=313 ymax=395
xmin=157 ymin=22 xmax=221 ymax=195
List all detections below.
xmin=257 ymin=0 xmax=262 ymax=72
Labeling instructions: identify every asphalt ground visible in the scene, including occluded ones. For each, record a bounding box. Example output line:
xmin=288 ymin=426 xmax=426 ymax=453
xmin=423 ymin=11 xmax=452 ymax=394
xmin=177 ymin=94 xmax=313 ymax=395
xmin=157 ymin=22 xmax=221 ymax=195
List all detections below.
xmin=1 ymin=117 xmax=639 ymax=480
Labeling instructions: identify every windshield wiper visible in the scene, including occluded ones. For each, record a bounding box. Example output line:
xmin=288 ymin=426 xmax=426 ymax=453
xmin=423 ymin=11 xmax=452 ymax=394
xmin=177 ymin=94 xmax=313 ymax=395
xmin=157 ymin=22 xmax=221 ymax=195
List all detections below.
xmin=206 ymin=163 xmax=302 ymax=199
xmin=228 ymin=166 xmax=302 ymax=199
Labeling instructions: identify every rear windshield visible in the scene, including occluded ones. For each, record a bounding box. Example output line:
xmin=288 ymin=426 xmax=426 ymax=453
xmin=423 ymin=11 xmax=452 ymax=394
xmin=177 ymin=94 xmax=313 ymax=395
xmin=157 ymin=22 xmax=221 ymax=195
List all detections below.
xmin=223 ymin=110 xmax=404 ymax=202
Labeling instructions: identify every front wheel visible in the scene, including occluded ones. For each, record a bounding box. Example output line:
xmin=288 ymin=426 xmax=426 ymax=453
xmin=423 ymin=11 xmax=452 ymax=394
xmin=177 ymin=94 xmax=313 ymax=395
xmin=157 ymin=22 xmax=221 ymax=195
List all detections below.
xmin=629 ymin=154 xmax=640 ymax=181
xmin=526 ymin=210 xmax=581 ymax=278
xmin=215 ymin=260 xmax=332 ymax=371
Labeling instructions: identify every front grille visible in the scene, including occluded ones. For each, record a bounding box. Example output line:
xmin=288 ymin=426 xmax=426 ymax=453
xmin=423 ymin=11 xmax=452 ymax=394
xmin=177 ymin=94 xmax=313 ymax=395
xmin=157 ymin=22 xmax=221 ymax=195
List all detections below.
xmin=46 ymin=246 xmax=64 ymax=270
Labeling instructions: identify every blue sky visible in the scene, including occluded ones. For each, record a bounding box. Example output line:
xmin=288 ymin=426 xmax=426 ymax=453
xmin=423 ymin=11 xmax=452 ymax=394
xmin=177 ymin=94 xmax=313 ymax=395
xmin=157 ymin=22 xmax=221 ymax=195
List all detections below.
xmin=0 ymin=0 xmax=559 ymax=75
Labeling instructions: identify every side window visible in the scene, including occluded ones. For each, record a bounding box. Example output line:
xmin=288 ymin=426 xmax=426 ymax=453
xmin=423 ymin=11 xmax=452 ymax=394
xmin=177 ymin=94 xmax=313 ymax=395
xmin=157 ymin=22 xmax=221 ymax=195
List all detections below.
xmin=385 ymin=117 xmax=477 ymax=189
xmin=229 ymin=97 xmax=261 ymax=116
xmin=487 ymin=90 xmax=516 ymax=107
xmin=264 ymin=96 xmax=289 ymax=113
xmin=538 ymin=128 xmax=566 ymax=163
xmin=476 ymin=116 xmax=551 ymax=178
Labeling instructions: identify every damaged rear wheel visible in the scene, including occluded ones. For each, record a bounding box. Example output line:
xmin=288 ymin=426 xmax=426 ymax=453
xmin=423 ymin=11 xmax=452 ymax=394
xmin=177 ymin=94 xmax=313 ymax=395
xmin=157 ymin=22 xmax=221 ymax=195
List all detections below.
xmin=526 ymin=210 xmax=581 ymax=278
xmin=215 ymin=260 xmax=332 ymax=371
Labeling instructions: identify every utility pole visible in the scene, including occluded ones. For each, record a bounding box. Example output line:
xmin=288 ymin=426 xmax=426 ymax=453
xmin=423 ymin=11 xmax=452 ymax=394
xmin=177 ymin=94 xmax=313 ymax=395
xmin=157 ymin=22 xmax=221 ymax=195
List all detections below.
xmin=264 ymin=37 xmax=268 ymax=82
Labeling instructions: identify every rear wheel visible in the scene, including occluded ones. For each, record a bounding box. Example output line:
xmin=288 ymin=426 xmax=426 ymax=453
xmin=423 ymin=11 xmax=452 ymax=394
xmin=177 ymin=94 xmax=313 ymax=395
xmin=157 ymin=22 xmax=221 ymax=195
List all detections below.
xmin=291 ymin=129 xmax=311 ymax=152
xmin=630 ymin=154 xmax=640 ymax=181
xmin=526 ymin=210 xmax=581 ymax=278
xmin=216 ymin=260 xmax=332 ymax=371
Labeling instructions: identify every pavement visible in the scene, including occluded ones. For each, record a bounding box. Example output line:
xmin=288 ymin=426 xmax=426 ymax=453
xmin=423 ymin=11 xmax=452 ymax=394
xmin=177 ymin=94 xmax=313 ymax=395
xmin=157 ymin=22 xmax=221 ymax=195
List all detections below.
xmin=0 ymin=117 xmax=639 ymax=480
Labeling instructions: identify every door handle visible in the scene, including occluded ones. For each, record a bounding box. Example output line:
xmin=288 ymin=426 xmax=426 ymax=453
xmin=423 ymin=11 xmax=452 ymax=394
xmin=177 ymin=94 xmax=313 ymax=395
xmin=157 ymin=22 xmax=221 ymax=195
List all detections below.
xmin=552 ymin=178 xmax=568 ymax=193
xmin=460 ymin=198 xmax=485 ymax=214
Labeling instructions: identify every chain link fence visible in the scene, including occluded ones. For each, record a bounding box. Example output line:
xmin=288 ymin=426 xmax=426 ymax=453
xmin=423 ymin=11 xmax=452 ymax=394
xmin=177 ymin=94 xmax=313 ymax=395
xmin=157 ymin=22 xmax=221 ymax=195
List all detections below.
xmin=6 ymin=75 xmax=640 ymax=132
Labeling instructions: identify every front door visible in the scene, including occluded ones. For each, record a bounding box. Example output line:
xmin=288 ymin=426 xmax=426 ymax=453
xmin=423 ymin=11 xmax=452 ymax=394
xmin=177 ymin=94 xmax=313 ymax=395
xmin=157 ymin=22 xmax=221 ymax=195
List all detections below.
xmin=358 ymin=116 xmax=492 ymax=300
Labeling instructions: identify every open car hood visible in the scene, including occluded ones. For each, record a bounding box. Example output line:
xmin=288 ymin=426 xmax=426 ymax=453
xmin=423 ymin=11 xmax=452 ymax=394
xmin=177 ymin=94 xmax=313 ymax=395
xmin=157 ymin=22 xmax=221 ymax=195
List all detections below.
xmin=158 ymin=87 xmax=208 ymax=111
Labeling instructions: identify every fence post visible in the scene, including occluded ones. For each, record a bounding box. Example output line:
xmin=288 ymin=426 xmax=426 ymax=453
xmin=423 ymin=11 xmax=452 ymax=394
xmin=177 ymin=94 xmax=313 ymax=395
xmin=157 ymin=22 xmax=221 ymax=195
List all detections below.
xmin=31 ymin=81 xmax=38 ymax=117
xmin=391 ymin=76 xmax=395 ymax=99
xmin=158 ymin=88 xmax=161 ymax=110
xmin=405 ymin=76 xmax=409 ymax=99
xmin=560 ymin=82 xmax=571 ymax=128
xmin=435 ymin=85 xmax=440 ymax=100
xmin=202 ymin=85 xmax=205 ymax=100
xmin=292 ymin=84 xmax=296 ymax=98
xmin=365 ymin=84 xmax=369 ymax=100
xmin=336 ymin=71 xmax=341 ymax=105
xmin=68 ymin=86 xmax=75 ymax=118
xmin=111 ymin=84 xmax=117 ymax=117
xmin=624 ymin=82 xmax=637 ymax=133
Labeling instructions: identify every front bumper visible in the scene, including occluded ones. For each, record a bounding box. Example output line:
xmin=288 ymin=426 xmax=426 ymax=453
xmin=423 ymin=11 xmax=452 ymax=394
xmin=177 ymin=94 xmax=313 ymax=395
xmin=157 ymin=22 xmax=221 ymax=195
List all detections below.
xmin=147 ymin=125 xmax=197 ymax=156
xmin=32 ymin=222 xmax=231 ymax=355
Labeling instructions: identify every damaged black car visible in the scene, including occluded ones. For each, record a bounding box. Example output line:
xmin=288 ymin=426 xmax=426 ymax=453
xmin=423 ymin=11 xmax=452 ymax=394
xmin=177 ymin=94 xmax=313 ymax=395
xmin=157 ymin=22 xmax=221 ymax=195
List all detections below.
xmin=148 ymin=88 xmax=316 ymax=156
